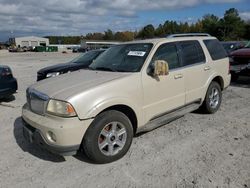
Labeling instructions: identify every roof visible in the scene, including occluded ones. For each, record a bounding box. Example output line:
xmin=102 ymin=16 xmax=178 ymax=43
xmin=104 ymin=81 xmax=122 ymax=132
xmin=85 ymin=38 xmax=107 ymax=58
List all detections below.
xmin=122 ymin=36 xmax=217 ymax=45
xmin=15 ymin=36 xmax=49 ymax=40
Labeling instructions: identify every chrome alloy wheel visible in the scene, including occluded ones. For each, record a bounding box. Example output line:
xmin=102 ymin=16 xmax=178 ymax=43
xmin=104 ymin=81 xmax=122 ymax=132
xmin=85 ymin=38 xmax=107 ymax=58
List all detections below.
xmin=98 ymin=122 xmax=127 ymax=156
xmin=209 ymin=87 xmax=220 ymax=108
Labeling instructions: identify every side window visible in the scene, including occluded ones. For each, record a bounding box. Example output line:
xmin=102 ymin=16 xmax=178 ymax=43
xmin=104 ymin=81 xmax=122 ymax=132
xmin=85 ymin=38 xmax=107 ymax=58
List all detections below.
xmin=151 ymin=43 xmax=180 ymax=70
xmin=180 ymin=41 xmax=206 ymax=66
xmin=203 ymin=39 xmax=227 ymax=60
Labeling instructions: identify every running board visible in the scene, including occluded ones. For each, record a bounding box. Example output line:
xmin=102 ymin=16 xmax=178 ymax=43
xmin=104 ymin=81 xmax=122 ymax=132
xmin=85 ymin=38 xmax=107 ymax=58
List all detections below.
xmin=138 ymin=102 xmax=201 ymax=133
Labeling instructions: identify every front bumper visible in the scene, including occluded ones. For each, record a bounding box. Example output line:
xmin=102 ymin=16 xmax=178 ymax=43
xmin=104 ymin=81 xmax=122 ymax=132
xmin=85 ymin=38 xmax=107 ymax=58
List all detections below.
xmin=22 ymin=120 xmax=80 ymax=156
xmin=230 ymin=63 xmax=250 ymax=75
xmin=22 ymin=103 xmax=94 ymax=156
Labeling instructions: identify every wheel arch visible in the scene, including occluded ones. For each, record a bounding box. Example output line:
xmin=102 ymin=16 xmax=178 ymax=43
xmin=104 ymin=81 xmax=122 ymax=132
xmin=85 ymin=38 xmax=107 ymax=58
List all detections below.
xmin=211 ymin=76 xmax=224 ymax=90
xmin=98 ymin=105 xmax=138 ymax=135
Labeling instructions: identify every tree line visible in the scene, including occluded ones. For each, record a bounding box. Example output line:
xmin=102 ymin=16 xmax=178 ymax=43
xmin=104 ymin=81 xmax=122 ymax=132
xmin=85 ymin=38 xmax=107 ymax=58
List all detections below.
xmin=46 ymin=8 xmax=250 ymax=44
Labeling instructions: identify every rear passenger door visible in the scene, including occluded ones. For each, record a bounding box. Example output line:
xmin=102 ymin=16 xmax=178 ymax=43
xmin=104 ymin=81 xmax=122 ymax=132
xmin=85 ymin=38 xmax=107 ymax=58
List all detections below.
xmin=178 ymin=40 xmax=210 ymax=104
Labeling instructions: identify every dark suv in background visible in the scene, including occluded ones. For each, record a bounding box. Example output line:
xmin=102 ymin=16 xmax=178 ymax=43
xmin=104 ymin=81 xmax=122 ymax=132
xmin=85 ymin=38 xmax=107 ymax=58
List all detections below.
xmin=37 ymin=49 xmax=105 ymax=81
xmin=229 ymin=46 xmax=250 ymax=81
xmin=221 ymin=41 xmax=245 ymax=54
xmin=0 ymin=66 xmax=18 ymax=99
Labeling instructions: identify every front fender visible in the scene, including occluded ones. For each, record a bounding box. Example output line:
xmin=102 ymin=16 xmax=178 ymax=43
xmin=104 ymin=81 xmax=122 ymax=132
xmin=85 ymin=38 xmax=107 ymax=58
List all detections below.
xmin=81 ymin=97 xmax=143 ymax=127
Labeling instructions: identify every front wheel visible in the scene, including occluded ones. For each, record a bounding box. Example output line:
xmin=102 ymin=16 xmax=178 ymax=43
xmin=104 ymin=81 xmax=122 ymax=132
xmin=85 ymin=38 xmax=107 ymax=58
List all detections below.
xmin=201 ymin=81 xmax=222 ymax=114
xmin=82 ymin=110 xmax=133 ymax=163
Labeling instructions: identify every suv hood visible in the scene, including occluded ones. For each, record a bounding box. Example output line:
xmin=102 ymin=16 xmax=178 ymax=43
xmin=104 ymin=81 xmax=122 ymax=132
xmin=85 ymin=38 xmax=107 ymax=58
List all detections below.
xmin=30 ymin=70 xmax=131 ymax=100
xmin=230 ymin=48 xmax=250 ymax=57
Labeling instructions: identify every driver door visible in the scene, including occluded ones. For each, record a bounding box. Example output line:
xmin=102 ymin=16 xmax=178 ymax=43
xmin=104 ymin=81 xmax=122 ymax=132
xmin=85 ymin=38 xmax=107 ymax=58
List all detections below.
xmin=142 ymin=42 xmax=185 ymax=124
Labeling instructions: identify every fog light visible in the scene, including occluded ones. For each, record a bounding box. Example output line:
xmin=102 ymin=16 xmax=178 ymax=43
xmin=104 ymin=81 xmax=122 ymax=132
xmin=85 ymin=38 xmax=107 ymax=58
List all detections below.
xmin=47 ymin=131 xmax=57 ymax=142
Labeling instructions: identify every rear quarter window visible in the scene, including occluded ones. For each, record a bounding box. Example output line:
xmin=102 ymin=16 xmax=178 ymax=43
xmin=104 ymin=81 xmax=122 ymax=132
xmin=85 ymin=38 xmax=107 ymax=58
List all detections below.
xmin=204 ymin=39 xmax=227 ymax=60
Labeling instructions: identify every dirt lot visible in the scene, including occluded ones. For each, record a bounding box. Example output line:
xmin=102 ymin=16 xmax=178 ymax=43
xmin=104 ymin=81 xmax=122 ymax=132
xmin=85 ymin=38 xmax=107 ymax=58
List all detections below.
xmin=0 ymin=51 xmax=250 ymax=188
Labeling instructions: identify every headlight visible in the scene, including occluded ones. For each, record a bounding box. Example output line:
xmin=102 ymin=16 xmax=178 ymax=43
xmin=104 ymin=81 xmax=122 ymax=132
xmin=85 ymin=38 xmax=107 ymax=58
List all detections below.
xmin=46 ymin=72 xmax=60 ymax=78
xmin=46 ymin=99 xmax=76 ymax=117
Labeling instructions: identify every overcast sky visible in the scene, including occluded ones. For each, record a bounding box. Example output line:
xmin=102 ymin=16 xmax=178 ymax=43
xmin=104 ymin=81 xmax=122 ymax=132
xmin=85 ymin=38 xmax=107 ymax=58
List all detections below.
xmin=0 ymin=0 xmax=249 ymax=41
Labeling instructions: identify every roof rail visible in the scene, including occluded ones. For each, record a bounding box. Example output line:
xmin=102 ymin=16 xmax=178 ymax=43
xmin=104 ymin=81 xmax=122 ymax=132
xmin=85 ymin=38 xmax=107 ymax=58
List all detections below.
xmin=167 ymin=33 xmax=211 ymax=38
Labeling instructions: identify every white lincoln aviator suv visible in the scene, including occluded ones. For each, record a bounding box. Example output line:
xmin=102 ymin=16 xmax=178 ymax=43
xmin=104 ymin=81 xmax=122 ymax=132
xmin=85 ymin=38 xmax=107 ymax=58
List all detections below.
xmin=22 ymin=34 xmax=231 ymax=163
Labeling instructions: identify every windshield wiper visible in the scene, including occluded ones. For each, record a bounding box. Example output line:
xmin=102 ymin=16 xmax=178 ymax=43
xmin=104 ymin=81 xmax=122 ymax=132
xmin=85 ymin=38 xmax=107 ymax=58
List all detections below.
xmin=94 ymin=67 xmax=117 ymax=72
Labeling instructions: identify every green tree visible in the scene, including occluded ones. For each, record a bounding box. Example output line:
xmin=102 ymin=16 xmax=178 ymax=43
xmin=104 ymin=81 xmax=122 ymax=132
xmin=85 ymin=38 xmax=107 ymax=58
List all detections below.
xmin=163 ymin=21 xmax=179 ymax=34
xmin=103 ymin=29 xmax=114 ymax=40
xmin=85 ymin=32 xmax=104 ymax=40
xmin=155 ymin=24 xmax=165 ymax=37
xmin=201 ymin=14 xmax=219 ymax=37
xmin=114 ymin=31 xmax=134 ymax=41
xmin=137 ymin=24 xmax=155 ymax=39
xmin=243 ymin=21 xmax=250 ymax=40
xmin=220 ymin=8 xmax=245 ymax=40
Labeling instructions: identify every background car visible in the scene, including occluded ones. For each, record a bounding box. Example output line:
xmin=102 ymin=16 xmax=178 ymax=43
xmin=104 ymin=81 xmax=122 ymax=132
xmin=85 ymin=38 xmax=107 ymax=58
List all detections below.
xmin=229 ymin=46 xmax=250 ymax=81
xmin=0 ymin=65 xmax=18 ymax=99
xmin=221 ymin=41 xmax=245 ymax=54
xmin=37 ymin=49 xmax=105 ymax=81
xmin=72 ymin=47 xmax=87 ymax=53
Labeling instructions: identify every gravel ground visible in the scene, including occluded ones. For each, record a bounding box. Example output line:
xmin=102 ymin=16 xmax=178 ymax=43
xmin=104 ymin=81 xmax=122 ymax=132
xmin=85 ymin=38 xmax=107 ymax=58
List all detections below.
xmin=0 ymin=51 xmax=250 ymax=188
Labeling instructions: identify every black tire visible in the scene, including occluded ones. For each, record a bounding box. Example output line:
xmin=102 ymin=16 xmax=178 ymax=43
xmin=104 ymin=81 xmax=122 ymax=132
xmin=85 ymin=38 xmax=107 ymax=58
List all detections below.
xmin=201 ymin=81 xmax=222 ymax=114
xmin=231 ymin=73 xmax=239 ymax=82
xmin=82 ymin=110 xmax=133 ymax=164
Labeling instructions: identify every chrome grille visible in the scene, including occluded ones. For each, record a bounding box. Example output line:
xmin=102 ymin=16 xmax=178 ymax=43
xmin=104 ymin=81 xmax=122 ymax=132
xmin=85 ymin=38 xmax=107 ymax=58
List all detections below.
xmin=26 ymin=88 xmax=49 ymax=115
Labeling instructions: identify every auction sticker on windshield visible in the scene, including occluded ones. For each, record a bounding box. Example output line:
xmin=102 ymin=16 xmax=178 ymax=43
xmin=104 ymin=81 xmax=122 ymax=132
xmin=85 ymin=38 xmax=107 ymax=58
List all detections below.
xmin=128 ymin=51 xmax=146 ymax=57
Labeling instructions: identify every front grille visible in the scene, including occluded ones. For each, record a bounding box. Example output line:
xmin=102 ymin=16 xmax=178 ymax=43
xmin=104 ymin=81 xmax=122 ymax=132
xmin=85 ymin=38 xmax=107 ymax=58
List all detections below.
xmin=26 ymin=88 xmax=49 ymax=115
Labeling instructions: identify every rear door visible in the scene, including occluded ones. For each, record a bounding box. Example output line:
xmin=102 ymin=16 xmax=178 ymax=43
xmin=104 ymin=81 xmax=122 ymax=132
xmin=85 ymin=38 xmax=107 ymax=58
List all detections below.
xmin=178 ymin=40 xmax=210 ymax=104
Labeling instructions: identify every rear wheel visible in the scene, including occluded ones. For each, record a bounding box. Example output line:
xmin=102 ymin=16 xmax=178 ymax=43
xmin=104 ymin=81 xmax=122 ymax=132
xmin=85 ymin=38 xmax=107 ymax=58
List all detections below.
xmin=82 ymin=110 xmax=133 ymax=163
xmin=201 ymin=81 xmax=222 ymax=114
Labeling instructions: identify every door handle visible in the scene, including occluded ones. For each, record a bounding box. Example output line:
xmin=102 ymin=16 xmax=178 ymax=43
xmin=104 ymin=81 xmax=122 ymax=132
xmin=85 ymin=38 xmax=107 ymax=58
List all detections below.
xmin=174 ymin=74 xmax=183 ymax=79
xmin=204 ymin=66 xmax=211 ymax=71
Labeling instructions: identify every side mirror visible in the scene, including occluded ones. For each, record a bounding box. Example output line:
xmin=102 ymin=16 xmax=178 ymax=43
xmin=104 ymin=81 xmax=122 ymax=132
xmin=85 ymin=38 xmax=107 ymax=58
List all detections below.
xmin=153 ymin=60 xmax=169 ymax=76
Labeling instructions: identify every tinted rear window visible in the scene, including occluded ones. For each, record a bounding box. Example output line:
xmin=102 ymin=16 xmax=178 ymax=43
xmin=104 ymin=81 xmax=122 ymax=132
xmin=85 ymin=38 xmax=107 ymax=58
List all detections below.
xmin=204 ymin=39 xmax=227 ymax=60
xmin=180 ymin=41 xmax=205 ymax=66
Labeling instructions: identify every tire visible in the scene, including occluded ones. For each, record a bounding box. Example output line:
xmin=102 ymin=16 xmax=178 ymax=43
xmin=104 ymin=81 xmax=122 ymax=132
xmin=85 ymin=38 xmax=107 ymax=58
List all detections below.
xmin=82 ymin=110 xmax=133 ymax=163
xmin=201 ymin=81 xmax=222 ymax=114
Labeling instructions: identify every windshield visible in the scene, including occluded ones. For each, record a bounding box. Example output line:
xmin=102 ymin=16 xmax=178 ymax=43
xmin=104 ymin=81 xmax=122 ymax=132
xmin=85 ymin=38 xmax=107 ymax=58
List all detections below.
xmin=70 ymin=50 xmax=104 ymax=65
xmin=89 ymin=43 xmax=153 ymax=72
